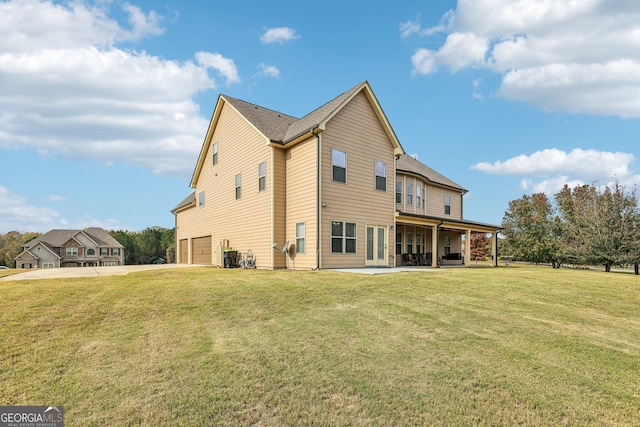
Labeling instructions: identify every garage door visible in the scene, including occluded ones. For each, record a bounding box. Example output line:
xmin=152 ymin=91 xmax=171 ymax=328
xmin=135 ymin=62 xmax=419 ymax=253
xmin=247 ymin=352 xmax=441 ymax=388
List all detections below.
xmin=179 ymin=239 xmax=188 ymax=264
xmin=191 ymin=236 xmax=212 ymax=265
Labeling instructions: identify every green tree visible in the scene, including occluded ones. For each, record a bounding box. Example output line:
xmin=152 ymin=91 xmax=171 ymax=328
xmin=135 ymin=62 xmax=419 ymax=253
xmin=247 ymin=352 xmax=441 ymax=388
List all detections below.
xmin=501 ymin=193 xmax=562 ymax=267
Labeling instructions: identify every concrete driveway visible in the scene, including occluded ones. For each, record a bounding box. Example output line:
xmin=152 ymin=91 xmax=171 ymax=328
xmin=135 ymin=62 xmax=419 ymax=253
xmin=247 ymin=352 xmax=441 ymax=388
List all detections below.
xmin=0 ymin=264 xmax=202 ymax=281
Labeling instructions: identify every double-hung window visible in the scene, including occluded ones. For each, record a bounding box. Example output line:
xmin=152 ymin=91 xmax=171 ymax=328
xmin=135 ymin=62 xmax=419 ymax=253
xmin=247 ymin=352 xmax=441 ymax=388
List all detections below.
xmin=258 ymin=161 xmax=266 ymax=192
xmin=375 ymin=161 xmax=386 ymax=191
xmin=332 ymin=149 xmax=346 ymax=183
xmin=212 ymin=141 xmax=218 ymax=165
xmin=296 ymin=222 xmax=306 ymax=254
xmin=100 ymin=248 xmax=109 ymax=255
xmin=444 ymin=236 xmax=451 ymax=255
xmin=396 ymin=180 xmax=402 ymax=204
xmin=235 ymin=173 xmax=242 ymax=200
xmin=407 ymin=182 xmax=414 ymax=206
xmin=112 ymin=248 xmax=120 ymax=255
xmin=445 ymin=195 xmax=451 ymax=215
xmin=199 ymin=191 xmax=205 ymax=208
xmin=66 ymin=247 xmax=78 ymax=256
xmin=331 ymin=221 xmax=356 ymax=254
xmin=396 ymin=232 xmax=402 ymax=255
xmin=406 ymin=233 xmax=413 ymax=254
xmin=416 ymin=184 xmax=422 ymax=210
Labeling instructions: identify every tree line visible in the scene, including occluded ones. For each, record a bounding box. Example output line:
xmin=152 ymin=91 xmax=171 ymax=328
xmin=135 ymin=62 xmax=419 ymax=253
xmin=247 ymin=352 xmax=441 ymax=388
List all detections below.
xmin=501 ymin=180 xmax=640 ymax=272
xmin=0 ymin=227 xmax=175 ymax=267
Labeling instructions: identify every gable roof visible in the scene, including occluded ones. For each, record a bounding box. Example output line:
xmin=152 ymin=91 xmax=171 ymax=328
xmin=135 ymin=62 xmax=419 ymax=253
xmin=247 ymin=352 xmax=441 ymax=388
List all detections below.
xmin=23 ymin=228 xmax=123 ymax=250
xmin=396 ymin=154 xmax=468 ymax=193
xmin=189 ymin=81 xmax=405 ymax=188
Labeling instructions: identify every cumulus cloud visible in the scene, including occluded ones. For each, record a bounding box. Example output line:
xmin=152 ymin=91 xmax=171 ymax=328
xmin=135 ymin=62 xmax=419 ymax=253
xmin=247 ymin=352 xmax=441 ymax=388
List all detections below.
xmin=404 ymin=0 xmax=640 ymax=117
xmin=260 ymin=27 xmax=299 ymax=44
xmin=0 ymin=0 xmax=241 ymax=177
xmin=256 ymin=63 xmax=281 ymax=79
xmin=473 ymin=148 xmax=637 ymax=195
xmin=0 ymin=186 xmax=61 ymax=232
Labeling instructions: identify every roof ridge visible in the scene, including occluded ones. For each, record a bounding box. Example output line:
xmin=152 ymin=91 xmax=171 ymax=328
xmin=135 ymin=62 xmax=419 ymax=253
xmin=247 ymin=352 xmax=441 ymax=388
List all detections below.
xmin=221 ymin=94 xmax=299 ymax=121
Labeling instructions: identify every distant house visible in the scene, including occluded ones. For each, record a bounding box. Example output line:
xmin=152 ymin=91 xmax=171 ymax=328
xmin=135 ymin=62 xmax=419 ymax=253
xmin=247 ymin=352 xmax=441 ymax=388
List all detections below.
xmin=14 ymin=228 xmax=124 ymax=269
xmin=173 ymin=81 xmax=500 ymax=269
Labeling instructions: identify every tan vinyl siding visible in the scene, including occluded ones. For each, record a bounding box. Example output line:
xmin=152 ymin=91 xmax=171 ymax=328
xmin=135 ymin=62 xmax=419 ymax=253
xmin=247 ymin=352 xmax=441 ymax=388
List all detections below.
xmin=174 ymin=102 xmax=275 ymax=268
xmin=272 ymin=148 xmax=287 ymax=268
xmin=285 ymin=137 xmax=317 ymax=270
xmin=320 ymin=92 xmax=396 ymax=268
xmin=191 ymin=236 xmax=212 ymax=264
xmin=179 ymin=239 xmax=188 ymax=264
xmin=425 ymin=184 xmax=463 ymax=219
xmin=395 ymin=173 xmax=428 ymax=216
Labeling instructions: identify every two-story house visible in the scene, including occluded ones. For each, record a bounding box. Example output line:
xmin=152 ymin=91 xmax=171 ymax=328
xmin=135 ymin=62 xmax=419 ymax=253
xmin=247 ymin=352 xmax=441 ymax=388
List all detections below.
xmin=172 ymin=81 xmax=499 ymax=269
xmin=15 ymin=228 xmax=125 ymax=268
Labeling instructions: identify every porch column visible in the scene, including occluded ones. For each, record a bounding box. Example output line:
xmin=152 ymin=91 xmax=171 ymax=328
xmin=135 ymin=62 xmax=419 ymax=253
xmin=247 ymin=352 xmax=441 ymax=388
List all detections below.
xmin=465 ymin=229 xmax=471 ymax=267
xmin=492 ymin=232 xmax=498 ymax=267
xmin=431 ymin=225 xmax=438 ymax=267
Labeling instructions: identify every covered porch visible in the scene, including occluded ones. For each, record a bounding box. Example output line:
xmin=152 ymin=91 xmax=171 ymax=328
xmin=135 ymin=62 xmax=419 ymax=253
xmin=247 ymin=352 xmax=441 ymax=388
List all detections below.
xmin=395 ymin=213 xmax=500 ymax=268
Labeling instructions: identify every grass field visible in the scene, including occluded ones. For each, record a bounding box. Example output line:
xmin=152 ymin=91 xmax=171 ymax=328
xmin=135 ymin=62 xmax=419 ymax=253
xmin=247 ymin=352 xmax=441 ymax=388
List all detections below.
xmin=1 ymin=266 xmax=639 ymax=426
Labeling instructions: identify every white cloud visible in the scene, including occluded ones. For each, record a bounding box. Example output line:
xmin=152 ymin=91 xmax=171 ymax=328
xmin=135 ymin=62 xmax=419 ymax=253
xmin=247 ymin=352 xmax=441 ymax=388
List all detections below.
xmin=0 ymin=0 xmax=241 ymax=177
xmin=474 ymin=148 xmax=637 ymax=196
xmin=472 ymin=148 xmax=633 ymax=179
xmin=260 ymin=27 xmax=299 ymax=44
xmin=257 ymin=63 xmax=280 ymax=79
xmin=0 ymin=186 xmax=61 ymax=232
xmin=47 ymin=195 xmax=67 ymax=202
xmin=405 ymin=0 xmax=640 ymax=117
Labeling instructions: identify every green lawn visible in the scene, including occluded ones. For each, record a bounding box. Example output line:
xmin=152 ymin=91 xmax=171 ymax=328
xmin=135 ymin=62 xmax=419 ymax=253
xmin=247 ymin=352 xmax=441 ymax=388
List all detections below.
xmin=1 ymin=266 xmax=638 ymax=426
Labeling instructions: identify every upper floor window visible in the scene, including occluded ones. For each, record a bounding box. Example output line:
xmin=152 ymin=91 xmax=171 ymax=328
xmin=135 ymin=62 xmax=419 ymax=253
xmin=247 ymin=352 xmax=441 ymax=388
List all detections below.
xmin=212 ymin=141 xmax=218 ymax=165
xmin=199 ymin=191 xmax=205 ymax=208
xmin=235 ymin=173 xmax=242 ymax=199
xmin=396 ymin=180 xmax=402 ymax=204
xmin=87 ymin=248 xmax=95 ymax=256
xmin=407 ymin=182 xmax=414 ymax=206
xmin=375 ymin=161 xmax=386 ymax=191
xmin=112 ymin=248 xmax=120 ymax=256
xmin=296 ymin=222 xmax=306 ymax=254
xmin=66 ymin=247 xmax=78 ymax=256
xmin=331 ymin=221 xmax=356 ymax=254
xmin=416 ymin=184 xmax=423 ymax=210
xmin=100 ymin=248 xmax=109 ymax=255
xmin=445 ymin=195 xmax=451 ymax=215
xmin=258 ymin=161 xmax=266 ymax=192
xmin=332 ymin=149 xmax=346 ymax=183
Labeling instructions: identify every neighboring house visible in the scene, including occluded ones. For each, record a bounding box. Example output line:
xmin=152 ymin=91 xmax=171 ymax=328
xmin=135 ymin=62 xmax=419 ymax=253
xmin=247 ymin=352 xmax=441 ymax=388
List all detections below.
xmin=173 ymin=81 xmax=500 ymax=269
xmin=15 ymin=228 xmax=124 ymax=269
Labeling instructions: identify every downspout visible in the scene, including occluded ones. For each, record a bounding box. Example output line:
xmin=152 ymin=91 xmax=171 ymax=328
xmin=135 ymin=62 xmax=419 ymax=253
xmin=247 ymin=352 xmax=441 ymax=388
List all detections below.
xmin=312 ymin=126 xmax=321 ymax=270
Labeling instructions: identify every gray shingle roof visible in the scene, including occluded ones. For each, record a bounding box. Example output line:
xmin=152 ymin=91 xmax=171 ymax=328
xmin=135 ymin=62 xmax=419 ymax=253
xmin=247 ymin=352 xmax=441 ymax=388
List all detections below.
xmin=396 ymin=154 xmax=467 ymax=192
xmin=222 ymin=95 xmax=298 ymax=142
xmin=172 ymin=191 xmax=196 ymax=213
xmin=221 ymin=81 xmax=366 ymax=144
xmin=24 ymin=228 xmax=123 ymax=250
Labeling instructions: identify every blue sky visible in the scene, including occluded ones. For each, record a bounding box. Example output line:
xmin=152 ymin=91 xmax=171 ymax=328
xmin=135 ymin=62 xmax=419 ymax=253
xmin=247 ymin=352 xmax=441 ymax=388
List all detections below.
xmin=2 ymin=0 xmax=640 ymax=233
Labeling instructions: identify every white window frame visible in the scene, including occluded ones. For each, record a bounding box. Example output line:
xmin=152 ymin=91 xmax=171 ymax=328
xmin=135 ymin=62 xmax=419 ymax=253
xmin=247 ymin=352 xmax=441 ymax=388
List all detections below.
xmin=406 ymin=232 xmax=413 ymax=254
xmin=199 ymin=190 xmax=205 ymax=208
xmin=66 ymin=247 xmax=78 ymax=256
xmin=212 ymin=141 xmax=218 ymax=165
xmin=100 ymin=248 xmax=109 ymax=255
xmin=42 ymin=262 xmax=55 ymax=268
xmin=258 ymin=161 xmax=266 ymax=192
xmin=235 ymin=173 xmax=242 ymax=200
xmin=331 ymin=221 xmax=357 ymax=254
xmin=396 ymin=180 xmax=402 ymax=204
xmin=407 ymin=182 xmax=414 ymax=206
xmin=332 ymin=149 xmax=347 ymax=183
xmin=375 ymin=160 xmax=386 ymax=191
xmin=416 ymin=184 xmax=422 ymax=211
xmin=112 ymin=248 xmax=120 ymax=255
xmin=296 ymin=222 xmax=306 ymax=254
xmin=445 ymin=195 xmax=451 ymax=215
xmin=87 ymin=248 xmax=96 ymax=256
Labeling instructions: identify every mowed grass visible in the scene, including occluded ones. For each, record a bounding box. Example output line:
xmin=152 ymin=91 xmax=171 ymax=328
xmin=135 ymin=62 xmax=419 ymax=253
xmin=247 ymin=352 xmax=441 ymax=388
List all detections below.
xmin=1 ymin=266 xmax=639 ymax=426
